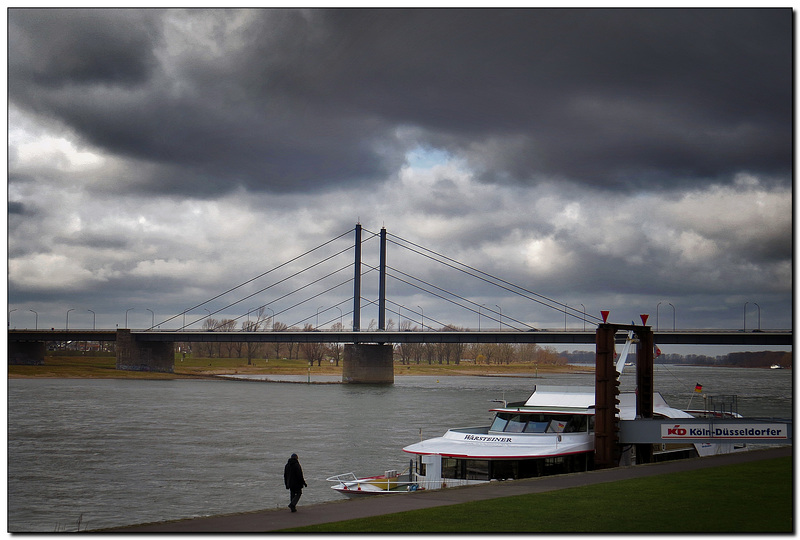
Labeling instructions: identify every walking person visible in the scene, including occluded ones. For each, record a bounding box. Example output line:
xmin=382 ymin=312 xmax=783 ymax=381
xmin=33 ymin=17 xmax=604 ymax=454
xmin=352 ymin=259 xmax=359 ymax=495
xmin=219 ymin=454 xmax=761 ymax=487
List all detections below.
xmin=284 ymin=453 xmax=307 ymax=512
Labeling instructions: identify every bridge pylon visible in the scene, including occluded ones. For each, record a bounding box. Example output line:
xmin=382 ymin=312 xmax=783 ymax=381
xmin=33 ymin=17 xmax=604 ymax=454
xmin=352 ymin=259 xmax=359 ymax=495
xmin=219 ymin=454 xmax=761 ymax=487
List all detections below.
xmin=116 ymin=329 xmax=174 ymax=373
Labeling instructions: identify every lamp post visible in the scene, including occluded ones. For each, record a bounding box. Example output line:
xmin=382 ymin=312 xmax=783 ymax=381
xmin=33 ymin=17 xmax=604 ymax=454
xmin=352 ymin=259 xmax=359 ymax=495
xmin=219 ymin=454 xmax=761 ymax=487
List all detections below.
xmin=495 ymin=305 xmax=502 ymax=330
xmin=743 ymin=302 xmax=749 ymax=332
xmin=417 ymin=305 xmax=424 ymax=331
xmin=87 ymin=309 xmax=96 ymax=330
xmin=478 ymin=305 xmax=485 ymax=331
xmin=66 ymin=308 xmax=74 ymax=330
xmin=30 ymin=309 xmax=38 ymax=330
xmin=580 ymin=304 xmax=586 ymax=331
xmin=668 ymin=303 xmax=676 ymax=331
xmin=316 ymin=306 xmax=324 ymax=330
xmin=753 ymin=302 xmax=761 ymax=331
xmin=656 ymin=302 xmax=662 ymax=331
xmin=125 ymin=308 xmax=133 ymax=329
xmin=147 ymin=309 xmax=154 ymax=329
xmin=267 ymin=307 xmax=274 ymax=330
xmin=8 ymin=308 xmax=16 ymax=329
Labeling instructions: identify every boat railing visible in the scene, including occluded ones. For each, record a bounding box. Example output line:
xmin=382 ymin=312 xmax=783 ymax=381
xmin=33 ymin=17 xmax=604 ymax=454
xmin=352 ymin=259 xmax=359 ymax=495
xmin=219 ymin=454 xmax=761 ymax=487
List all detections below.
xmin=325 ymin=472 xmax=361 ymax=484
xmin=326 ymin=469 xmax=463 ymax=493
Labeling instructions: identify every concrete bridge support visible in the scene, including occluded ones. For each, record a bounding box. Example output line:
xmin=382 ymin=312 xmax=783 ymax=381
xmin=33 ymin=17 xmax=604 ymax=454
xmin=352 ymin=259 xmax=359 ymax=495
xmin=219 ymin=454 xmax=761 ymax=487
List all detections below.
xmin=116 ymin=329 xmax=174 ymax=373
xmin=9 ymin=340 xmax=46 ymax=365
xmin=342 ymin=344 xmax=394 ymax=384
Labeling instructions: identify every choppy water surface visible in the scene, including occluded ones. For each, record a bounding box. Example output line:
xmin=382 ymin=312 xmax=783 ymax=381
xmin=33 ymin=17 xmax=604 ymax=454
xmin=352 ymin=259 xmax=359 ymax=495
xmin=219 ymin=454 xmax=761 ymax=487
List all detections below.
xmin=8 ymin=366 xmax=792 ymax=531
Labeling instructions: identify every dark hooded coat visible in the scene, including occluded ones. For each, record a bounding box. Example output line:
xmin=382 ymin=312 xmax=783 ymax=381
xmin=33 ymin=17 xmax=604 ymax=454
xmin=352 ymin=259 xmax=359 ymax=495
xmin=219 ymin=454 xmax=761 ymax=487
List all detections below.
xmin=284 ymin=456 xmax=306 ymax=490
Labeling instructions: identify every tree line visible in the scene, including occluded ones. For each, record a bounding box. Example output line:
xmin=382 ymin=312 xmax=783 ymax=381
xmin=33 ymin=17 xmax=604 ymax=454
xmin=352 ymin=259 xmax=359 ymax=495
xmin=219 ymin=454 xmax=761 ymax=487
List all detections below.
xmin=561 ymin=349 xmax=793 ymax=369
xmin=181 ymin=316 xmax=567 ymax=367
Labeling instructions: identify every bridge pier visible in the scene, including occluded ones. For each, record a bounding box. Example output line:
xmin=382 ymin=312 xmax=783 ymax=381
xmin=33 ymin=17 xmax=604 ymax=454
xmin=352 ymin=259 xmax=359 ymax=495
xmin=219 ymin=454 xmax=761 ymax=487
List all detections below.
xmin=9 ymin=340 xmax=46 ymax=365
xmin=342 ymin=344 xmax=394 ymax=384
xmin=116 ymin=329 xmax=174 ymax=373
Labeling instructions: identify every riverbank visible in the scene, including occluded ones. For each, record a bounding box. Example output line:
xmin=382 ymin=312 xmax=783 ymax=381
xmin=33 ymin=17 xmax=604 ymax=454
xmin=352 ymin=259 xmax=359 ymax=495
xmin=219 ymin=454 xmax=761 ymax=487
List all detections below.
xmin=102 ymin=446 xmax=792 ymax=533
xmin=7 ymin=355 xmax=589 ymax=379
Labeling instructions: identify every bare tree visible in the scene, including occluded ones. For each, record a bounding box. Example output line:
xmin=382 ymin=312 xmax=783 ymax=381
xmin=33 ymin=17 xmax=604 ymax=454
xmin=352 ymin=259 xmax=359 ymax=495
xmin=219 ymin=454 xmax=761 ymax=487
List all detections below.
xmin=216 ymin=319 xmax=238 ymax=358
xmin=495 ymin=343 xmax=515 ymax=365
xmin=241 ymin=307 xmax=270 ymax=365
xmin=301 ymin=323 xmax=326 ymax=365
xmin=328 ymin=321 xmax=344 ymax=366
xmin=198 ymin=318 xmax=218 ymax=357
xmin=272 ymin=321 xmax=288 ymax=359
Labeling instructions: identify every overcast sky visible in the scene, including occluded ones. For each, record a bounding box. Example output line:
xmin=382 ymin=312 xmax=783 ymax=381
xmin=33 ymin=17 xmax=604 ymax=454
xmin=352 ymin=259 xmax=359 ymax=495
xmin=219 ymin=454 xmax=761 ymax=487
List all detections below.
xmin=7 ymin=8 xmax=793 ymax=340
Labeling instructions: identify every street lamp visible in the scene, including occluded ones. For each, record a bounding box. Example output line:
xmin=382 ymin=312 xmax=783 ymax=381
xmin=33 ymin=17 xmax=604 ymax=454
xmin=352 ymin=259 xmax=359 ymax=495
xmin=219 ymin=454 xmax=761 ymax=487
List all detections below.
xmin=580 ymin=304 xmax=586 ymax=331
xmin=656 ymin=302 xmax=662 ymax=331
xmin=743 ymin=302 xmax=749 ymax=332
xmin=8 ymin=308 xmax=16 ymax=329
xmin=316 ymin=306 xmax=324 ymax=330
xmin=417 ymin=305 xmax=424 ymax=331
xmin=335 ymin=306 xmax=342 ymax=329
xmin=478 ymin=305 xmax=485 ymax=331
xmin=495 ymin=305 xmax=502 ymax=330
xmin=30 ymin=309 xmax=38 ymax=330
xmin=753 ymin=302 xmax=761 ymax=331
xmin=668 ymin=303 xmax=676 ymax=331
xmin=267 ymin=307 xmax=274 ymax=330
xmin=147 ymin=309 xmax=154 ymax=329
xmin=66 ymin=308 xmax=75 ymax=330
xmin=88 ymin=309 xmax=96 ymax=330
xmin=125 ymin=308 xmax=134 ymax=329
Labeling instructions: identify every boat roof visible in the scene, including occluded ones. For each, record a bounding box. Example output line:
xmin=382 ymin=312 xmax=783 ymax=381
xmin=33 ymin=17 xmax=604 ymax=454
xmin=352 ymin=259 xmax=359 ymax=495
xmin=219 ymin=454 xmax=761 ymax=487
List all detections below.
xmin=491 ymin=386 xmax=692 ymax=418
xmin=491 ymin=385 xmax=596 ymax=414
xmin=524 ymin=385 xmax=595 ymax=408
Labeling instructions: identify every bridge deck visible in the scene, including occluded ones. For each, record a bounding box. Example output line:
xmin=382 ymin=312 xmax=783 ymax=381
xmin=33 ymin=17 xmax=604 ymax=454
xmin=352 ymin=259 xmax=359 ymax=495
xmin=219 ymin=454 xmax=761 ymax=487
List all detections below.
xmin=8 ymin=329 xmax=793 ymax=345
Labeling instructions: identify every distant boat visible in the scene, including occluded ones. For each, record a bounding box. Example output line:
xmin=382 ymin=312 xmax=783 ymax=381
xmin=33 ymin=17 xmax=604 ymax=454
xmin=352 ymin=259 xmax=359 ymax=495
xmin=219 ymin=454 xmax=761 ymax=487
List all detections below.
xmin=770 ymin=364 xmax=783 ymax=369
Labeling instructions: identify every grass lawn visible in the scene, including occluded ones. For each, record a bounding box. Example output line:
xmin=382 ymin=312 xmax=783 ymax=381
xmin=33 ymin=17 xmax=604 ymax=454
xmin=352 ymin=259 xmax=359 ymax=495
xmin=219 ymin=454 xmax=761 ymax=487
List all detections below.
xmin=283 ymin=457 xmax=792 ymax=533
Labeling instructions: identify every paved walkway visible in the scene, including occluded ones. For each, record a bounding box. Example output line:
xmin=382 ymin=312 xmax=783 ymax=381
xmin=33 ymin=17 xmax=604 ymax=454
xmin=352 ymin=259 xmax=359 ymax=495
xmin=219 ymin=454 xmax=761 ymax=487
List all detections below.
xmin=104 ymin=446 xmax=791 ymax=533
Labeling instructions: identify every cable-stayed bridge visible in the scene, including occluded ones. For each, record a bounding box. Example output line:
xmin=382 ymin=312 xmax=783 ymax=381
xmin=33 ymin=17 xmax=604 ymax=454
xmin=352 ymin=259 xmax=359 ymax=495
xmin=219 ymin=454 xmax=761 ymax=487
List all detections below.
xmin=9 ymin=224 xmax=792 ymax=379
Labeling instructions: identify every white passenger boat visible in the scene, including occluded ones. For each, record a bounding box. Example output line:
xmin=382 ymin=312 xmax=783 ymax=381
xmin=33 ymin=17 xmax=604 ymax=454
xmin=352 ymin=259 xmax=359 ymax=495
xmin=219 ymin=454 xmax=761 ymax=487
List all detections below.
xmin=328 ymin=333 xmax=744 ymax=496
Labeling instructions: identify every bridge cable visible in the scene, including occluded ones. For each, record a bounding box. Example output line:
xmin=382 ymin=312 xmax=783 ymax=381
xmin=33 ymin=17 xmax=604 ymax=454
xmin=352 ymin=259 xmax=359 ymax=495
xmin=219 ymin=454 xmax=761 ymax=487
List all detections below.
xmin=382 ymin=269 xmax=522 ymax=331
xmin=381 ymin=231 xmax=601 ymax=324
xmin=384 ymin=265 xmax=537 ymax=331
xmin=151 ymin=227 xmax=356 ymax=330
xmin=197 ymin=262 xmax=354 ymax=331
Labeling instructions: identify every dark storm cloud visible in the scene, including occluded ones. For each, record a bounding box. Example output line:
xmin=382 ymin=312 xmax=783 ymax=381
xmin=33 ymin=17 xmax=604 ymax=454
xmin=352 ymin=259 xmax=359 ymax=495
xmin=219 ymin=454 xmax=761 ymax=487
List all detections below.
xmin=8 ymin=9 xmax=160 ymax=88
xmin=8 ymin=8 xmax=792 ymax=197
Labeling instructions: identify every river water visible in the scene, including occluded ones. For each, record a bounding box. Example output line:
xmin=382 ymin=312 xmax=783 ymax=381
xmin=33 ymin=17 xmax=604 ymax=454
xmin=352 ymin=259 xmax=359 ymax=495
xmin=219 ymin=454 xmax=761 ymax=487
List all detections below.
xmin=7 ymin=366 xmax=792 ymax=532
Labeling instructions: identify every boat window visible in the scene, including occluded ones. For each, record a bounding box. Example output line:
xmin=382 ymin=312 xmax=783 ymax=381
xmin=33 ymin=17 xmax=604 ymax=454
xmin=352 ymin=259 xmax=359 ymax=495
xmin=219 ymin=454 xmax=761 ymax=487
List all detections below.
xmin=465 ymin=460 xmax=489 ymax=480
xmin=442 ymin=458 xmax=491 ymax=480
xmin=442 ymin=458 xmax=459 ymax=479
xmin=505 ymin=414 xmax=527 ymax=433
xmin=490 ymin=414 xmax=508 ymax=432
xmin=565 ymin=415 xmax=589 ymax=433
xmin=492 ymin=412 xmax=592 ymax=434
xmin=524 ymin=421 xmax=549 ymax=433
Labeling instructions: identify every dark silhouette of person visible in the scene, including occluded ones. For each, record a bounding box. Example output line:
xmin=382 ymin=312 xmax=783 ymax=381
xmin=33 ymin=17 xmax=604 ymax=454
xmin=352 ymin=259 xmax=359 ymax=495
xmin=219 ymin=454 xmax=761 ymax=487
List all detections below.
xmin=283 ymin=453 xmax=307 ymax=512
